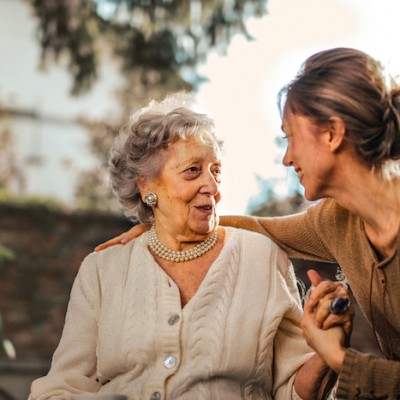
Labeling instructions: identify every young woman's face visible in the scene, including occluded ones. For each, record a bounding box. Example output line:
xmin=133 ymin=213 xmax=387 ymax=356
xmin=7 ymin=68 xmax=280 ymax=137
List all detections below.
xmin=281 ymin=109 xmax=336 ymax=201
xmin=149 ymin=135 xmax=222 ymax=240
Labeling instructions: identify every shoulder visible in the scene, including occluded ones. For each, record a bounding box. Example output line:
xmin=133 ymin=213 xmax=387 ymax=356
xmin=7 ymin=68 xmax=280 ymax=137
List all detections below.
xmin=231 ymin=226 xmax=279 ymax=246
xmin=90 ymin=239 xmax=137 ymax=264
xmin=79 ymin=234 xmax=147 ymax=279
xmin=229 ymin=227 xmax=289 ymax=262
xmin=228 ymin=228 xmax=300 ymax=305
xmin=308 ymin=198 xmax=352 ymax=218
xmin=310 ymin=198 xmax=359 ymax=230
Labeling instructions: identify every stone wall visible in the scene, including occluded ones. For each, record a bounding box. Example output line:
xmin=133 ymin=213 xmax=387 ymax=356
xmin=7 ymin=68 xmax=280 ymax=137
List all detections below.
xmin=0 ymin=202 xmax=132 ymax=362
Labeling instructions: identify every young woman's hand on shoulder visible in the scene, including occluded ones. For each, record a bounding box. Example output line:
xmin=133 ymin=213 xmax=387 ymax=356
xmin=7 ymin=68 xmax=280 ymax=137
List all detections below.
xmin=95 ymin=224 xmax=150 ymax=251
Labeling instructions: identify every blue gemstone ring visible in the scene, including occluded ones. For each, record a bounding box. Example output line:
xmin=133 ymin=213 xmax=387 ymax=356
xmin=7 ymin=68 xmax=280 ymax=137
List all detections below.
xmin=330 ymin=297 xmax=351 ymax=315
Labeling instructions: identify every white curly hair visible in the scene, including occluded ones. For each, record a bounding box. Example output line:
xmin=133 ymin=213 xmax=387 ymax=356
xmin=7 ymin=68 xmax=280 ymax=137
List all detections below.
xmin=109 ymin=92 xmax=223 ymax=223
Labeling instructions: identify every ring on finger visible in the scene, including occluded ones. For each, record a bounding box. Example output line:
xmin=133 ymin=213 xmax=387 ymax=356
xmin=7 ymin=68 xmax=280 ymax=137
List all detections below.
xmin=330 ymin=297 xmax=351 ymax=315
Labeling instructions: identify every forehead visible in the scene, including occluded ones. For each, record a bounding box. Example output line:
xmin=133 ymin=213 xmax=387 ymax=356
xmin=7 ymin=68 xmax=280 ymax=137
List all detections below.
xmin=166 ymin=136 xmax=221 ymax=165
xmin=282 ymin=109 xmax=319 ymax=133
xmin=281 ymin=110 xmax=294 ymax=133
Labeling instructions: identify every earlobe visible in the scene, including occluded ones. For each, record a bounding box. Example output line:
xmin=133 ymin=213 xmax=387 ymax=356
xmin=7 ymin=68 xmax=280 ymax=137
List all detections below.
xmin=328 ymin=116 xmax=346 ymax=152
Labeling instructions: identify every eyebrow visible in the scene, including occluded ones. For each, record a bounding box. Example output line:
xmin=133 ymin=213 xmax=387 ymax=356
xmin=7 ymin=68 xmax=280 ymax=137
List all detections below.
xmin=175 ymin=157 xmax=201 ymax=169
xmin=176 ymin=157 xmax=221 ymax=169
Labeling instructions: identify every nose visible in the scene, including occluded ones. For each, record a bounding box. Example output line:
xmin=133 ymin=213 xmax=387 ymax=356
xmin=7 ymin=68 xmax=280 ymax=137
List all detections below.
xmin=200 ymin=170 xmax=220 ymax=197
xmin=282 ymin=147 xmax=292 ymax=167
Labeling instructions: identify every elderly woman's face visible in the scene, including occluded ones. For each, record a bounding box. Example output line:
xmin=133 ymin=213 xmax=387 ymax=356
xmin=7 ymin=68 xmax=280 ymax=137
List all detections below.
xmin=150 ymin=135 xmax=222 ymax=238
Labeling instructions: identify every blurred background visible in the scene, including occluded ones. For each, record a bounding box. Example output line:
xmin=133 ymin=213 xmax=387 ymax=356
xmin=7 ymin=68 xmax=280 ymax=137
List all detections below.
xmin=0 ymin=0 xmax=399 ymax=397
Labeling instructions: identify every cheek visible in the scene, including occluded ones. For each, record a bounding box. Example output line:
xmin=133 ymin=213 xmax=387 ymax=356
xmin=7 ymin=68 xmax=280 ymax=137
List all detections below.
xmin=171 ymin=187 xmax=198 ymax=205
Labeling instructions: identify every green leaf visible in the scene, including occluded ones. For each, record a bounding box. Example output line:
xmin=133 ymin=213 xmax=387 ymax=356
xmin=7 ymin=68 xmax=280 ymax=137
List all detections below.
xmin=0 ymin=245 xmax=14 ymax=264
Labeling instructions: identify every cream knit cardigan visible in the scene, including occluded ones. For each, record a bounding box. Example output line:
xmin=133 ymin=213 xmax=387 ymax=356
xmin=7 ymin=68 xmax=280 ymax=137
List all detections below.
xmin=30 ymin=228 xmax=313 ymax=400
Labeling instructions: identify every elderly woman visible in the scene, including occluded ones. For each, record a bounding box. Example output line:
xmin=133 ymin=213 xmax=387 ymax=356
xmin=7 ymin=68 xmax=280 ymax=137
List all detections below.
xmin=29 ymin=93 xmax=336 ymax=400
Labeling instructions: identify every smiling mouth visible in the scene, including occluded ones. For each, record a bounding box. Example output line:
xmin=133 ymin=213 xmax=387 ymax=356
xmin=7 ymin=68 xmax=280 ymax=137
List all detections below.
xmin=297 ymin=172 xmax=304 ymax=183
xmin=294 ymin=168 xmax=303 ymax=178
xmin=196 ymin=205 xmax=214 ymax=214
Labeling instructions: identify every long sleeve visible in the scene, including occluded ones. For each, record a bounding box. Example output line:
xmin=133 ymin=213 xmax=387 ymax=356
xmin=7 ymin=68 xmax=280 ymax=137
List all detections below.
xmin=220 ymin=199 xmax=337 ymax=263
xmin=337 ymin=348 xmax=400 ymax=399
xmin=30 ymin=253 xmax=102 ymax=399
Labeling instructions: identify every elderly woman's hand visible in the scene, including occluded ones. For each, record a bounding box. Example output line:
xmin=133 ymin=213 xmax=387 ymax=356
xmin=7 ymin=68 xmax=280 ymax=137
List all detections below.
xmin=305 ymin=270 xmax=354 ymax=336
xmin=301 ymin=269 xmax=354 ymax=373
xmin=95 ymin=224 xmax=150 ymax=251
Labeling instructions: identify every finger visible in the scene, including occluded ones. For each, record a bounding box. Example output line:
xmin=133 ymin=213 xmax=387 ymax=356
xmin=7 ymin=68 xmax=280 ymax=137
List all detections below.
xmin=307 ymin=269 xmax=323 ymax=286
xmin=307 ymin=280 xmax=341 ymax=309
xmin=335 ymin=284 xmax=350 ymax=298
xmin=95 ymin=235 xmax=126 ymax=251
xmin=322 ymin=305 xmax=355 ymax=331
xmin=343 ymin=319 xmax=354 ymax=339
xmin=314 ymin=290 xmax=351 ymax=324
xmin=313 ymin=296 xmax=336 ymax=327
xmin=94 ymin=224 xmax=150 ymax=251
xmin=321 ymin=311 xmax=353 ymax=330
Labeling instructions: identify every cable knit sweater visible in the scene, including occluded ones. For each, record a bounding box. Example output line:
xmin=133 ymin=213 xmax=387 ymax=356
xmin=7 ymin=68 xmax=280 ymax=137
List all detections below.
xmin=29 ymin=227 xmax=313 ymax=400
xmin=223 ymin=198 xmax=400 ymax=399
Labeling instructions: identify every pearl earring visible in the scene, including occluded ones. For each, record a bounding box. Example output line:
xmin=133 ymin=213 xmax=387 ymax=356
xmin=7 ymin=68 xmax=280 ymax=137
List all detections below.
xmin=144 ymin=192 xmax=158 ymax=207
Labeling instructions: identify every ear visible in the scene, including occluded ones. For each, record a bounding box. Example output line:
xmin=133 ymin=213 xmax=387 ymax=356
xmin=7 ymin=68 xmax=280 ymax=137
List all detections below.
xmin=136 ymin=175 xmax=148 ymax=194
xmin=327 ymin=116 xmax=346 ymax=152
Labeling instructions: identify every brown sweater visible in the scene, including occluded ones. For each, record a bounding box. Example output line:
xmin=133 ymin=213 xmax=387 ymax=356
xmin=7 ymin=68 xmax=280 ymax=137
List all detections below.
xmin=223 ymin=198 xmax=400 ymax=399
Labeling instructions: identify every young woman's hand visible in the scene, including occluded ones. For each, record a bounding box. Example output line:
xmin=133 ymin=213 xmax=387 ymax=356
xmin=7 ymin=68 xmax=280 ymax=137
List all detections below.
xmin=95 ymin=224 xmax=150 ymax=251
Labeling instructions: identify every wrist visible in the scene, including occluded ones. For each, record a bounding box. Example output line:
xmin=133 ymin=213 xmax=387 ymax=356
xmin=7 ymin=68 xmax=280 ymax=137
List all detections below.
xmin=327 ymin=347 xmax=345 ymax=373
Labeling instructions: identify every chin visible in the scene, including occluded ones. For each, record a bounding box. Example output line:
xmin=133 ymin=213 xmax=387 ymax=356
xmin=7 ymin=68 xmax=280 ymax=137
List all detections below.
xmin=195 ymin=219 xmax=217 ymax=235
xmin=304 ymin=192 xmax=315 ymax=201
xmin=303 ymin=189 xmax=324 ymax=202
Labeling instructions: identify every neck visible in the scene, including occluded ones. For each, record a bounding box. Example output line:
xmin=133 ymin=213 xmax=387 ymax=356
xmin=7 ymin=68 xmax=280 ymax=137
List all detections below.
xmin=153 ymin=214 xmax=217 ymax=251
xmin=148 ymin=225 xmax=218 ymax=263
xmin=329 ymin=164 xmax=400 ymax=240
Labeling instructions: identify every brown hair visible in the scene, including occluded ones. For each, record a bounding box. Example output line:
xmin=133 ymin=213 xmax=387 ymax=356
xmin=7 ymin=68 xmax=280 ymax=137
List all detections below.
xmin=278 ymin=47 xmax=400 ymax=168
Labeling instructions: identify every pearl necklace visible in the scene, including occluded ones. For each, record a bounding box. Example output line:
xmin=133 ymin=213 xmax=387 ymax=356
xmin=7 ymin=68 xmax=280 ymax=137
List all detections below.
xmin=148 ymin=225 xmax=218 ymax=262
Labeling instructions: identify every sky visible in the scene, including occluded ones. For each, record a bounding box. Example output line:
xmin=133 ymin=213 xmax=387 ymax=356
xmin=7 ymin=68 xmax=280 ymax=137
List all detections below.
xmin=1 ymin=0 xmax=400 ymax=214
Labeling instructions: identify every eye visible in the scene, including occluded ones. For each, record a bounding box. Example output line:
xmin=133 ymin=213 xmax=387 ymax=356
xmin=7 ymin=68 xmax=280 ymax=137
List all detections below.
xmin=213 ymin=166 xmax=222 ymax=176
xmin=186 ymin=166 xmax=200 ymax=173
xmin=281 ymin=133 xmax=293 ymax=144
xmin=212 ymin=165 xmax=222 ymax=182
xmin=182 ymin=166 xmax=201 ymax=179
